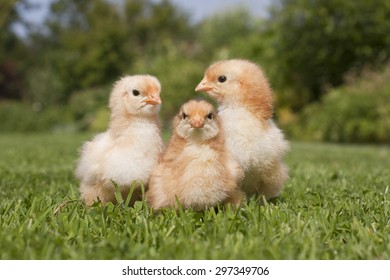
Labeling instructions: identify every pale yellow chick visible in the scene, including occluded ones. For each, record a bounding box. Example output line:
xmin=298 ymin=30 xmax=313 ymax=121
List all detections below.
xmin=195 ymin=59 xmax=289 ymax=200
xmin=76 ymin=75 xmax=164 ymax=206
xmin=147 ymin=99 xmax=244 ymax=210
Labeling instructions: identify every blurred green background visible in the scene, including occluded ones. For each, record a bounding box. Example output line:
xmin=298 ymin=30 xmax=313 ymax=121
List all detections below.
xmin=1 ymin=0 xmax=390 ymax=144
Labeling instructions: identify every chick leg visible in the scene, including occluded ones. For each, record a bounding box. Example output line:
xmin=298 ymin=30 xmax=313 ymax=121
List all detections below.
xmin=224 ymin=189 xmax=246 ymax=208
xmin=80 ymin=182 xmax=116 ymax=206
xmin=121 ymin=186 xmax=143 ymax=206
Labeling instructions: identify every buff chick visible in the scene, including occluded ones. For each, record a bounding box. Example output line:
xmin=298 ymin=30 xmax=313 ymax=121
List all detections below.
xmin=146 ymin=99 xmax=244 ymax=210
xmin=195 ymin=59 xmax=289 ymax=200
xmin=76 ymin=75 xmax=164 ymax=206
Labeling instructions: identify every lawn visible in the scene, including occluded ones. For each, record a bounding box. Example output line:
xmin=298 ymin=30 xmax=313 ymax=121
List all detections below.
xmin=0 ymin=133 xmax=389 ymax=259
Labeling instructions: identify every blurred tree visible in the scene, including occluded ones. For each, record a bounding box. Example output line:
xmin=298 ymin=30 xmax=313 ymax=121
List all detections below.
xmin=26 ymin=0 xmax=129 ymax=106
xmin=124 ymin=0 xmax=193 ymax=54
xmin=196 ymin=8 xmax=259 ymax=61
xmin=286 ymin=64 xmax=390 ymax=143
xmin=0 ymin=0 xmax=29 ymax=100
xmin=3 ymin=0 xmax=389 ymax=138
xmin=269 ymin=0 xmax=390 ymax=110
xmin=26 ymin=0 xmax=192 ymax=108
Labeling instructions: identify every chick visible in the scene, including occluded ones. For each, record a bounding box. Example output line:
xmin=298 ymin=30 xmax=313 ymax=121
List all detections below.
xmin=76 ymin=75 xmax=164 ymax=206
xmin=146 ymin=99 xmax=244 ymax=211
xmin=195 ymin=59 xmax=289 ymax=200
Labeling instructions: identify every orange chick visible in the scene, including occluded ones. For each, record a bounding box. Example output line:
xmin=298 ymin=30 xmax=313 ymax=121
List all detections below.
xmin=195 ymin=59 xmax=289 ymax=200
xmin=76 ymin=75 xmax=164 ymax=206
xmin=146 ymin=99 xmax=244 ymax=210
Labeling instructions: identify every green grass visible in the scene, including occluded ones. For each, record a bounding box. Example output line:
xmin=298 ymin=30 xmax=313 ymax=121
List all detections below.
xmin=0 ymin=133 xmax=389 ymax=259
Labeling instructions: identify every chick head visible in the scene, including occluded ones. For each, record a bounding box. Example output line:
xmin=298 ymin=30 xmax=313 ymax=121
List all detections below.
xmin=175 ymin=99 xmax=220 ymax=142
xmin=195 ymin=59 xmax=270 ymax=106
xmin=109 ymin=75 xmax=161 ymax=118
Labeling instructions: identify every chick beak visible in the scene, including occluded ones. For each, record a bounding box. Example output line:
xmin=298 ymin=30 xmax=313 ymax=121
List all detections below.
xmin=190 ymin=121 xmax=204 ymax=128
xmin=195 ymin=78 xmax=212 ymax=92
xmin=190 ymin=115 xmax=205 ymax=128
xmin=144 ymin=96 xmax=161 ymax=105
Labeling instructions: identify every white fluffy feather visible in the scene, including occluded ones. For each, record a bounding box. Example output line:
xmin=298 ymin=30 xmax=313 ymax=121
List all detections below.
xmin=219 ymin=105 xmax=289 ymax=197
xmin=75 ymin=75 xmax=163 ymax=206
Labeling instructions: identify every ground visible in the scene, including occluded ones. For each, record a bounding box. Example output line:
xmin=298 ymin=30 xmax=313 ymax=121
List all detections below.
xmin=0 ymin=133 xmax=389 ymax=259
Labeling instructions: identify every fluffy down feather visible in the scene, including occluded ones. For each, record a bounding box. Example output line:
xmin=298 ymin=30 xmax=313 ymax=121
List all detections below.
xmin=147 ymin=99 xmax=244 ymax=210
xmin=196 ymin=59 xmax=289 ymax=199
xmin=76 ymin=75 xmax=164 ymax=206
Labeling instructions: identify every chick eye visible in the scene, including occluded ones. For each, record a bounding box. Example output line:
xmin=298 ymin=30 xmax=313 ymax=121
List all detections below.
xmin=181 ymin=112 xmax=187 ymax=119
xmin=207 ymin=112 xmax=214 ymax=120
xmin=218 ymin=76 xmax=227 ymax=83
xmin=132 ymin=89 xmax=140 ymax=96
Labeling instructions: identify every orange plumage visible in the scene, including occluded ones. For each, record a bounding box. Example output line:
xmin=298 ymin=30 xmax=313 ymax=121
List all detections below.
xmin=147 ymin=99 xmax=244 ymax=210
xmin=196 ymin=59 xmax=289 ymax=200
